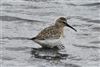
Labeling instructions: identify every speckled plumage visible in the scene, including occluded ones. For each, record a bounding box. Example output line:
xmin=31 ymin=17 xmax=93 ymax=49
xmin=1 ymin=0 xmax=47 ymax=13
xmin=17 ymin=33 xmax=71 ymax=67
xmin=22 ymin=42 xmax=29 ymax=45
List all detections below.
xmin=35 ymin=26 xmax=64 ymax=40
xmin=31 ymin=17 xmax=77 ymax=48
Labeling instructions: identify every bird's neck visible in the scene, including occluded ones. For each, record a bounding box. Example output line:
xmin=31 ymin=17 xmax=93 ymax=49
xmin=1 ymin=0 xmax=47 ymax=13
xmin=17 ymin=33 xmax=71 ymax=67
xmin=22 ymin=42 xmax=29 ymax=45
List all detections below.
xmin=55 ymin=26 xmax=64 ymax=38
xmin=54 ymin=23 xmax=65 ymax=37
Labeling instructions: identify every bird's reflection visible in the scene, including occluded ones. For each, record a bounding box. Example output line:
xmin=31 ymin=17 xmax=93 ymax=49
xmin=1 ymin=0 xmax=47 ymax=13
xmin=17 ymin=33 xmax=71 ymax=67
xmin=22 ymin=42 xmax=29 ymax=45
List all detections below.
xmin=30 ymin=47 xmax=68 ymax=60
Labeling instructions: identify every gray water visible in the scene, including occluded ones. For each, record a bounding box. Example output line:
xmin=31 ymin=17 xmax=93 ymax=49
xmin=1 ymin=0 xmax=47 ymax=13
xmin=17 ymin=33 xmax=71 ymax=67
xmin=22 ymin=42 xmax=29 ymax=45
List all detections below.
xmin=0 ymin=0 xmax=100 ymax=67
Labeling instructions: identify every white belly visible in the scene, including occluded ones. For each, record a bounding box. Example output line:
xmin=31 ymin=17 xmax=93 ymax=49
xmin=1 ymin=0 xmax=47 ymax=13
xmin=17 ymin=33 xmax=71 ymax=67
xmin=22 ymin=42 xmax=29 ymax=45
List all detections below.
xmin=34 ymin=38 xmax=64 ymax=48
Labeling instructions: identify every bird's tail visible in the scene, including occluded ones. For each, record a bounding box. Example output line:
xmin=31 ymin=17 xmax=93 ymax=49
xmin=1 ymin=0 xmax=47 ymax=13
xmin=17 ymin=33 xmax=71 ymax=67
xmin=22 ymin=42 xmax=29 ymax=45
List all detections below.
xmin=30 ymin=37 xmax=36 ymax=40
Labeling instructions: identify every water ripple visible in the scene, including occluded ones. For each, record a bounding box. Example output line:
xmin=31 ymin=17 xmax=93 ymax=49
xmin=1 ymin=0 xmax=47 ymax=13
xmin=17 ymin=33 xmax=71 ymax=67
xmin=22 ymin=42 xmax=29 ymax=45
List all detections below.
xmin=80 ymin=2 xmax=100 ymax=7
xmin=91 ymin=27 xmax=100 ymax=32
xmin=76 ymin=33 xmax=91 ymax=37
xmin=0 ymin=16 xmax=40 ymax=22
xmin=1 ymin=37 xmax=31 ymax=40
xmin=89 ymin=41 xmax=100 ymax=44
xmin=74 ymin=16 xmax=100 ymax=24
xmin=66 ymin=3 xmax=78 ymax=6
xmin=73 ymin=44 xmax=100 ymax=49
xmin=87 ymin=20 xmax=100 ymax=24
xmin=31 ymin=48 xmax=68 ymax=60
xmin=0 ymin=3 xmax=12 ymax=6
xmin=1 ymin=56 xmax=15 ymax=60
xmin=5 ymin=47 xmax=31 ymax=51
xmin=24 ymin=0 xmax=49 ymax=2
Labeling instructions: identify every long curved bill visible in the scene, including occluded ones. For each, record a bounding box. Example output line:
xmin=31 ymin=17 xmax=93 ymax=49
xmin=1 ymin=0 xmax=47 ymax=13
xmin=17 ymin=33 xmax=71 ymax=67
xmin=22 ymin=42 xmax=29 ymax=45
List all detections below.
xmin=66 ymin=24 xmax=77 ymax=32
xmin=64 ymin=17 xmax=77 ymax=32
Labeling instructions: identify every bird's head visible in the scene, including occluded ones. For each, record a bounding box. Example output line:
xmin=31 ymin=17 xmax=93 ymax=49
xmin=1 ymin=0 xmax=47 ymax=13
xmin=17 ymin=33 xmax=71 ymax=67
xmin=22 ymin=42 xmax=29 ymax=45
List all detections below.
xmin=55 ymin=17 xmax=77 ymax=32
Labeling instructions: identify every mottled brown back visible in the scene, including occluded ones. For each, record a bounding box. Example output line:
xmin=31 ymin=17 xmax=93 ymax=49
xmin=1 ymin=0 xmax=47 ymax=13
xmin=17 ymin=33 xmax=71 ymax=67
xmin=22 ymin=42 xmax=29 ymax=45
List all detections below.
xmin=35 ymin=26 xmax=63 ymax=40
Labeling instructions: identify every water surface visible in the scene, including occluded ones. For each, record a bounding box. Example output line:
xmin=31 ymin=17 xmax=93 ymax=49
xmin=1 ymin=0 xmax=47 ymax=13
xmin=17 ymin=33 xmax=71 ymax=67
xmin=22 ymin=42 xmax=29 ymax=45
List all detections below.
xmin=0 ymin=0 xmax=100 ymax=67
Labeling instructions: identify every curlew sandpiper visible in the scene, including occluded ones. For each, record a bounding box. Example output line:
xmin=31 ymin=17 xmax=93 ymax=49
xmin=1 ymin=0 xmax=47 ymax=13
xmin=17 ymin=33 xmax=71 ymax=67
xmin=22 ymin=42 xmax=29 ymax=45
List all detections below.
xmin=31 ymin=17 xmax=77 ymax=49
